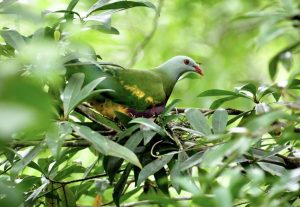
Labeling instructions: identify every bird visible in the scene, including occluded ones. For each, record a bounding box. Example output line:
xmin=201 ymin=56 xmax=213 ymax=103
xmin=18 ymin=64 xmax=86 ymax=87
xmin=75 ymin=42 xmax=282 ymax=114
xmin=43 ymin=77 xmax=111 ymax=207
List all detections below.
xmin=66 ymin=56 xmax=203 ymax=119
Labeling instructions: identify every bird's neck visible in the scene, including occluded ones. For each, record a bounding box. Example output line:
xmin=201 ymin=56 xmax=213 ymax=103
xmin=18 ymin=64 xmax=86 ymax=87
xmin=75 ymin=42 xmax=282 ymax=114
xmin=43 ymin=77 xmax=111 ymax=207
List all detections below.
xmin=154 ymin=66 xmax=187 ymax=97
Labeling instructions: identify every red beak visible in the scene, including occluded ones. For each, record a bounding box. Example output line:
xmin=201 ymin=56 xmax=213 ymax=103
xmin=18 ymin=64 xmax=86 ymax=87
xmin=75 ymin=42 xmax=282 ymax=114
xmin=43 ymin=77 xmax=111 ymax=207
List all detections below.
xmin=194 ymin=65 xmax=204 ymax=76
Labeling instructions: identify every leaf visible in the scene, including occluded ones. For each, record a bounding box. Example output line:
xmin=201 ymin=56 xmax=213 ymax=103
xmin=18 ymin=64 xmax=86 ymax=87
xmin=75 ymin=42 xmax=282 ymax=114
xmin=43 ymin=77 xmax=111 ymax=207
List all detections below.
xmin=86 ymin=0 xmax=111 ymax=16
xmin=26 ymin=179 xmax=50 ymax=202
xmin=269 ymin=41 xmax=300 ymax=80
xmin=213 ymin=187 xmax=232 ymax=207
xmin=87 ymin=1 xmax=156 ymax=17
xmin=185 ymin=108 xmax=211 ymax=135
xmin=201 ymin=137 xmax=251 ymax=168
xmin=238 ymin=83 xmax=257 ymax=96
xmin=129 ymin=118 xmax=166 ymax=136
xmin=257 ymin=162 xmax=287 ymax=176
xmin=90 ymin=24 xmax=120 ymax=35
xmin=210 ymin=96 xmax=239 ymax=109
xmin=161 ymin=99 xmax=181 ymax=116
xmin=212 ymin=109 xmax=228 ymax=134
xmin=245 ymin=111 xmax=296 ymax=132
xmin=113 ymin=164 xmax=133 ymax=207
xmin=72 ymin=124 xmax=142 ymax=168
xmin=66 ymin=0 xmax=79 ymax=11
xmin=0 ymin=29 xmax=26 ymax=50
xmin=154 ymin=167 xmax=169 ymax=195
xmin=136 ymin=154 xmax=173 ymax=186
xmin=180 ymin=151 xmax=204 ymax=171
xmin=11 ymin=142 xmax=47 ymax=178
xmin=62 ymin=73 xmax=110 ymax=117
xmin=198 ymin=89 xmax=241 ymax=97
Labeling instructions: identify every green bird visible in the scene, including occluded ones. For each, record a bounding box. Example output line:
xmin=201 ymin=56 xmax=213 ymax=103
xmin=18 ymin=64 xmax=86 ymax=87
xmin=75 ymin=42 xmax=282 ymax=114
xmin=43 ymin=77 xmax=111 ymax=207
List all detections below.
xmin=66 ymin=56 xmax=203 ymax=119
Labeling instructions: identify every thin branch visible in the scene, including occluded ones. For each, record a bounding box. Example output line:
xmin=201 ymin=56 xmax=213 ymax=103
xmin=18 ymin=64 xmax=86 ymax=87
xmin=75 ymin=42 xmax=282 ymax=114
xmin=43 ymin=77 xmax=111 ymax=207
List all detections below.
xmin=129 ymin=0 xmax=164 ymax=67
xmin=111 ymin=196 xmax=192 ymax=207
xmin=48 ymin=172 xmax=112 ymax=185
xmin=171 ymin=107 xmax=245 ymax=116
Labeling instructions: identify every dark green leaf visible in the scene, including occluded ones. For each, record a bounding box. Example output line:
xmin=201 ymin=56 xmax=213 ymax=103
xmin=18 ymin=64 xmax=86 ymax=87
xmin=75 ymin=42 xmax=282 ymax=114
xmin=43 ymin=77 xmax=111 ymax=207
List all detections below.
xmin=154 ymin=167 xmax=169 ymax=195
xmin=87 ymin=1 xmax=156 ymax=17
xmin=113 ymin=164 xmax=133 ymax=207
xmin=269 ymin=41 xmax=300 ymax=80
xmin=210 ymin=96 xmax=239 ymax=110
xmin=137 ymin=154 xmax=173 ymax=186
xmin=238 ymin=83 xmax=257 ymax=96
xmin=198 ymin=89 xmax=241 ymax=97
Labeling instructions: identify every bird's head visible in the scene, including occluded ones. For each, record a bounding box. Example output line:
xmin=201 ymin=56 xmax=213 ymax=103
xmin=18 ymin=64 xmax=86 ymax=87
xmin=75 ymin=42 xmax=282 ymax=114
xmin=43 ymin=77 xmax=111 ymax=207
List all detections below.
xmin=163 ymin=56 xmax=204 ymax=76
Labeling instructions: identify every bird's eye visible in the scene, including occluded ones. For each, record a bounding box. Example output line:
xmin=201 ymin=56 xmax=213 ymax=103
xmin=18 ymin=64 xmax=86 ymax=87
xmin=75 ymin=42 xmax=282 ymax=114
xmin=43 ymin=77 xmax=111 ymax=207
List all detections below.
xmin=184 ymin=59 xmax=190 ymax=65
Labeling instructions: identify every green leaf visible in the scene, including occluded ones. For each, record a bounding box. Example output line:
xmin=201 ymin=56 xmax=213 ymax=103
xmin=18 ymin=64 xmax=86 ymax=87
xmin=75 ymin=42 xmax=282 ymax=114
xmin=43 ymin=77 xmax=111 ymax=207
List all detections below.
xmin=66 ymin=0 xmax=79 ymax=11
xmin=87 ymin=1 xmax=156 ymax=17
xmin=90 ymin=24 xmax=120 ymax=35
xmin=0 ymin=29 xmax=26 ymax=50
xmin=201 ymin=137 xmax=251 ymax=168
xmin=198 ymin=89 xmax=241 ymax=97
xmin=11 ymin=142 xmax=47 ymax=178
xmin=72 ymin=124 xmax=142 ymax=168
xmin=136 ymin=154 xmax=173 ymax=186
xmin=26 ymin=179 xmax=50 ymax=202
xmin=212 ymin=109 xmax=228 ymax=134
xmin=269 ymin=41 xmax=300 ymax=80
xmin=113 ymin=164 xmax=133 ymax=207
xmin=154 ymin=167 xmax=169 ymax=195
xmin=104 ymin=131 xmax=143 ymax=182
xmin=129 ymin=118 xmax=166 ymax=136
xmin=180 ymin=151 xmax=204 ymax=171
xmin=238 ymin=83 xmax=257 ymax=96
xmin=245 ymin=111 xmax=296 ymax=132
xmin=185 ymin=108 xmax=211 ymax=135
xmin=62 ymin=73 xmax=110 ymax=117
xmin=257 ymin=162 xmax=287 ymax=176
xmin=210 ymin=96 xmax=240 ymax=110
xmin=161 ymin=99 xmax=181 ymax=116
xmin=213 ymin=187 xmax=232 ymax=207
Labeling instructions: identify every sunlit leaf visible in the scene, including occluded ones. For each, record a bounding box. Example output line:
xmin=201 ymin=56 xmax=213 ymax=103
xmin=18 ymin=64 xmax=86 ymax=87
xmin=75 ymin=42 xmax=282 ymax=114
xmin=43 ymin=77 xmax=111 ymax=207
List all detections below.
xmin=0 ymin=29 xmax=26 ymax=50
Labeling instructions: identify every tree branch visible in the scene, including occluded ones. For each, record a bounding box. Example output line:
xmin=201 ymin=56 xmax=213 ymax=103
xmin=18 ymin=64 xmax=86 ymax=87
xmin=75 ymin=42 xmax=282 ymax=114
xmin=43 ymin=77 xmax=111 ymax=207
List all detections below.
xmin=129 ymin=0 xmax=164 ymax=67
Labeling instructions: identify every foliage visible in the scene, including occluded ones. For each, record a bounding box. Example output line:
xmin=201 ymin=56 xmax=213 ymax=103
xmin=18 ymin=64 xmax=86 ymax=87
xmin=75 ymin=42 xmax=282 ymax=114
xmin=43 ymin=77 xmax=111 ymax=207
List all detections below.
xmin=0 ymin=0 xmax=300 ymax=207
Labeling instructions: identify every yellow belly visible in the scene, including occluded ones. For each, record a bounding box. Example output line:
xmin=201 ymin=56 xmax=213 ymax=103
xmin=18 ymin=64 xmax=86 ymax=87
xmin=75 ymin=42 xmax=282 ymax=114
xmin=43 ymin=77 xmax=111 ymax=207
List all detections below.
xmin=90 ymin=99 xmax=128 ymax=119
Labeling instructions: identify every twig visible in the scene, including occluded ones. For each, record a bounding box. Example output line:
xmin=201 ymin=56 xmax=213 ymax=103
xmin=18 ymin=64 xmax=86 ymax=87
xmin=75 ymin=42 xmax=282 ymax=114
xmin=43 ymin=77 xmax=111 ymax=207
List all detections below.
xmin=116 ymin=196 xmax=192 ymax=207
xmin=171 ymin=107 xmax=244 ymax=115
xmin=47 ymin=172 xmax=111 ymax=185
xmin=129 ymin=0 xmax=164 ymax=67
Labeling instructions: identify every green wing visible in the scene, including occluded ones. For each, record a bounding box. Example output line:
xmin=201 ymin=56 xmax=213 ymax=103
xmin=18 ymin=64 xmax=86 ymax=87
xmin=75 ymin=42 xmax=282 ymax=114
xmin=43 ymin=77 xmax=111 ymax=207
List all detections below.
xmin=66 ymin=62 xmax=166 ymax=110
xmin=112 ymin=69 xmax=166 ymax=110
